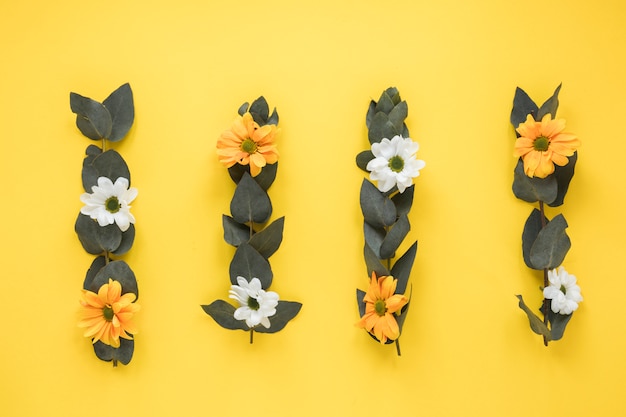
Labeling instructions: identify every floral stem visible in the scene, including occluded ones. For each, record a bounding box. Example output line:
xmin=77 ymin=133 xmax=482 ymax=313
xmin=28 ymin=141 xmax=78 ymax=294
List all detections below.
xmin=249 ymin=329 xmax=254 ymax=344
xmin=539 ymin=200 xmax=549 ymax=347
xmin=102 ymin=138 xmax=106 ymax=152
xmin=104 ymin=251 xmax=110 ymax=265
xmin=112 ymin=359 xmax=118 ymax=367
xmin=395 ymin=338 xmax=402 ymax=356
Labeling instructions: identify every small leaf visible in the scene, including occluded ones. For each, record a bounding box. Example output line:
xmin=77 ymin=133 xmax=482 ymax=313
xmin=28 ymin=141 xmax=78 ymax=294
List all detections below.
xmin=102 ymin=83 xmax=134 ymax=142
xmin=82 ymin=149 xmax=131 ymax=192
xmin=510 ymin=87 xmax=538 ymax=130
xmin=368 ymin=112 xmax=397 ymax=144
xmin=249 ymin=96 xmax=269 ymax=125
xmin=267 ymin=108 xmax=279 ymax=126
xmin=95 ymin=223 xmax=123 ymax=252
xmin=537 ymin=83 xmax=562 ymax=121
xmin=229 ymin=243 xmax=273 ymax=288
xmin=388 ymin=100 xmax=408 ymax=133
xmin=112 ymin=223 xmax=135 ymax=255
xmin=379 ymin=214 xmax=410 ymax=260
xmin=356 ymin=150 xmax=374 ymax=171
xmin=90 ymin=260 xmax=138 ymax=298
xmin=363 ymin=221 xmax=385 ymax=258
xmin=201 ymin=300 xmax=249 ymax=331
xmin=547 ymin=307 xmax=573 ymax=341
xmin=516 ymin=295 xmax=552 ymax=340
xmin=512 ymin=159 xmax=558 ymax=204
xmin=391 ymin=185 xmax=414 ymax=217
xmin=356 ymin=289 xmax=367 ymax=318
xmin=230 ymin=172 xmax=272 ymax=224
xmin=375 ymin=91 xmax=395 ymax=114
xmin=548 ymin=152 xmax=577 ymax=208
xmin=83 ymin=255 xmax=107 ymax=290
xmin=365 ymin=100 xmax=377 ymax=129
xmin=70 ymin=92 xmax=112 ymax=140
xmin=529 ymin=214 xmax=571 ymax=270
xmin=360 ymin=179 xmax=397 ymax=228
xmin=255 ymin=301 xmax=302 ymax=333
xmin=223 ymin=215 xmax=251 ymax=247
xmin=75 ymin=213 xmax=104 ymax=255
xmin=390 ymin=241 xmax=417 ymax=295
xmin=248 ymin=217 xmax=284 ymax=258
xmin=522 ymin=209 xmax=545 ymax=269
xmin=254 ymin=162 xmax=278 ymax=191
xmin=93 ymin=338 xmax=134 ymax=365
xmin=364 ymin=243 xmax=389 ymax=278
xmin=237 ymin=102 xmax=250 ymax=116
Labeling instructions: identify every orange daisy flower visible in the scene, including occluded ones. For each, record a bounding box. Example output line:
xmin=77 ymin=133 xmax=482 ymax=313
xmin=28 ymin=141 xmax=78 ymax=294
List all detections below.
xmin=78 ymin=279 xmax=140 ymax=348
xmin=217 ymin=112 xmax=279 ymax=177
xmin=514 ymin=114 xmax=580 ymax=178
xmin=356 ymin=272 xmax=409 ymax=343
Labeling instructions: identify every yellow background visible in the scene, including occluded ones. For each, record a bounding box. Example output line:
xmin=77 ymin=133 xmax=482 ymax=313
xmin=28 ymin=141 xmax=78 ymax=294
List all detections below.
xmin=1 ymin=0 xmax=625 ymax=416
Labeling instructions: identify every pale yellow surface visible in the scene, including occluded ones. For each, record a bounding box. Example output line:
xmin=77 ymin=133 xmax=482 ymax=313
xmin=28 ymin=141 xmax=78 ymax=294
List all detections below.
xmin=1 ymin=0 xmax=625 ymax=416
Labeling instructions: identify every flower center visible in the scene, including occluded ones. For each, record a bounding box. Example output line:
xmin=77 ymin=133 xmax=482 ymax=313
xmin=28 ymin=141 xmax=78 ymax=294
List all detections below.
xmin=560 ymin=285 xmax=567 ymax=295
xmin=105 ymin=196 xmax=121 ymax=213
xmin=533 ymin=136 xmax=550 ymax=152
xmin=388 ymin=155 xmax=404 ymax=173
xmin=241 ymin=138 xmax=258 ymax=154
xmin=103 ymin=305 xmax=115 ymax=321
xmin=374 ymin=299 xmax=387 ymax=316
xmin=247 ymin=296 xmax=260 ymax=310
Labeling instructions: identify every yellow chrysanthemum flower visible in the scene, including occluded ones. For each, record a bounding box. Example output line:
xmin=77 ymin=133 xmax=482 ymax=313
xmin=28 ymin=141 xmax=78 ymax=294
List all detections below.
xmin=217 ymin=112 xmax=279 ymax=177
xmin=356 ymin=272 xmax=408 ymax=344
xmin=514 ymin=114 xmax=580 ymax=178
xmin=78 ymin=279 xmax=140 ymax=348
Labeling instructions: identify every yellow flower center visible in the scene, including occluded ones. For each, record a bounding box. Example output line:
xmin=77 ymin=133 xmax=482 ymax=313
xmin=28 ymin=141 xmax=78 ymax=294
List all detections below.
xmin=241 ymin=138 xmax=258 ymax=154
xmin=374 ymin=299 xmax=387 ymax=316
xmin=247 ymin=297 xmax=260 ymax=311
xmin=388 ymin=155 xmax=404 ymax=173
xmin=560 ymin=285 xmax=567 ymax=294
xmin=103 ymin=305 xmax=115 ymax=321
xmin=533 ymin=136 xmax=550 ymax=152
xmin=105 ymin=196 xmax=121 ymax=213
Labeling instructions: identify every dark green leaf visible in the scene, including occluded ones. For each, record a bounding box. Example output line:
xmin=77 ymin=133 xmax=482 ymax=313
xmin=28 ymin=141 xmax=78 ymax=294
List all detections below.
xmin=388 ymin=100 xmax=408 ymax=133
xmin=237 ymin=102 xmax=250 ymax=116
xmin=522 ymin=209 xmax=545 ymax=269
xmin=254 ymin=162 xmax=278 ymax=191
xmin=512 ymin=159 xmax=558 ymax=204
xmin=255 ymin=301 xmax=302 ymax=333
xmin=112 ymin=223 xmax=135 ymax=255
xmin=230 ymin=172 xmax=272 ymax=224
xmin=548 ymin=152 xmax=577 ymax=208
xmin=267 ymin=108 xmax=279 ymax=126
xmin=96 ymin=223 xmax=123 ymax=252
xmin=375 ymin=91 xmax=395 ymax=114
xmin=82 ymin=149 xmax=131 ymax=193
xmin=223 ymin=215 xmax=251 ymax=247
xmin=70 ymin=92 xmax=112 ymax=140
xmin=83 ymin=255 xmax=107 ymax=290
xmin=365 ymin=100 xmax=377 ymax=129
xmin=356 ymin=150 xmax=374 ymax=171
xmin=90 ymin=260 xmax=138 ymax=298
xmin=390 ymin=241 xmax=417 ymax=295
xmin=229 ymin=242 xmax=273 ymax=288
xmin=380 ymin=214 xmax=410 ymax=260
xmin=75 ymin=213 xmax=104 ymax=255
xmin=547 ymin=308 xmax=573 ymax=341
xmin=385 ymin=87 xmax=401 ymax=105
xmin=93 ymin=338 xmax=134 ymax=365
xmin=368 ymin=112 xmax=398 ymax=144
xmin=249 ymin=96 xmax=269 ymax=125
xmin=248 ymin=217 xmax=284 ymax=258
xmin=537 ymin=83 xmax=561 ymax=121
xmin=201 ymin=300 xmax=249 ymax=331
xmin=360 ymin=179 xmax=397 ymax=228
xmin=363 ymin=221 xmax=385 ymax=258
xmin=391 ymin=185 xmax=414 ymax=217
xmin=516 ymin=295 xmax=551 ymax=340
xmin=364 ymin=242 xmax=389 ymax=278
xmin=102 ymin=83 xmax=134 ymax=142
xmin=356 ymin=289 xmax=367 ymax=317
xmin=530 ymin=214 xmax=571 ymax=270
xmin=510 ymin=87 xmax=538 ymax=130
xmin=81 ymin=145 xmax=102 ymax=192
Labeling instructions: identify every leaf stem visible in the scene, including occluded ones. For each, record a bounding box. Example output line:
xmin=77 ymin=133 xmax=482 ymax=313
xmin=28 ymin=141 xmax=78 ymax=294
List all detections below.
xmin=249 ymin=329 xmax=254 ymax=344
xmin=395 ymin=338 xmax=402 ymax=356
xmin=539 ymin=200 xmax=549 ymax=347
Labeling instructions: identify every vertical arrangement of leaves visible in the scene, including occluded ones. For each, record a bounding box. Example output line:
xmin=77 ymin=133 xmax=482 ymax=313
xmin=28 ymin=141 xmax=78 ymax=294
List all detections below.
xmin=511 ymin=84 xmax=583 ymax=345
xmin=71 ymin=83 xmax=140 ymax=366
xmin=355 ymin=87 xmax=425 ymax=355
xmin=202 ymin=97 xmax=302 ymax=344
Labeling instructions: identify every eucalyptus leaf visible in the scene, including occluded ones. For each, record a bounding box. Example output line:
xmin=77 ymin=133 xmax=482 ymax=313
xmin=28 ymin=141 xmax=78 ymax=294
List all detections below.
xmin=512 ymin=158 xmax=558 ymax=204
xmin=95 ymin=223 xmax=123 ymax=253
xmin=75 ymin=213 xmax=104 ymax=255
xmin=386 ymin=87 xmax=401 ymax=105
xmin=102 ymin=83 xmax=134 ymax=142
xmin=522 ymin=209 xmax=545 ymax=269
xmin=70 ymin=92 xmax=112 ymax=140
xmin=356 ymin=150 xmax=374 ymax=171
xmin=388 ymin=100 xmax=408 ymax=133
xmin=368 ymin=112 xmax=398 ymax=144
xmin=83 ymin=255 xmax=107 ymax=290
xmin=249 ymin=96 xmax=269 ymax=125
xmin=380 ymin=214 xmax=410 ymax=260
xmin=254 ymin=162 xmax=278 ymax=191
xmin=510 ymin=87 xmax=538 ymax=130
xmin=248 ymin=217 xmax=284 ymax=258
xmin=537 ymin=84 xmax=562 ymax=121
xmin=255 ymin=301 xmax=302 ymax=333
xmin=391 ymin=185 xmax=414 ymax=217
xmin=230 ymin=172 xmax=272 ymax=224
xmin=548 ymin=152 xmax=577 ymax=208
xmin=365 ymin=100 xmax=377 ymax=129
xmin=201 ymin=300 xmax=249 ymax=331
xmin=516 ymin=295 xmax=552 ymax=340
xmin=93 ymin=338 xmax=134 ymax=366
xmin=112 ymin=223 xmax=135 ymax=255
xmin=229 ymin=242 xmax=273 ymax=288
xmin=91 ymin=150 xmax=131 ymax=185
xmin=223 ymin=215 xmax=251 ymax=247
xmin=547 ymin=308 xmax=573 ymax=341
xmin=363 ymin=221 xmax=385 ymax=258
xmin=90 ymin=260 xmax=138 ymax=298
xmin=237 ymin=102 xmax=250 ymax=116
xmin=82 ymin=145 xmax=102 ymax=192
xmin=364 ymin=242 xmax=389 ymax=278
xmin=267 ymin=108 xmax=279 ymax=126
xmin=375 ymin=91 xmax=395 ymax=114
xmin=390 ymin=241 xmax=417 ymax=295
xmin=529 ymin=214 xmax=571 ymax=270
xmin=360 ymin=179 xmax=397 ymax=228
xmin=357 ymin=289 xmax=367 ymax=317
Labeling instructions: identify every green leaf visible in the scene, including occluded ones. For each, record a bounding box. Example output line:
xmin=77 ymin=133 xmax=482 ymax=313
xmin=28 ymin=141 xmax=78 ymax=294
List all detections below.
xmin=380 ymin=214 xmax=410 ymax=260
xmin=390 ymin=241 xmax=417 ymax=295
xmin=375 ymin=91 xmax=395 ymax=114
xmin=368 ymin=112 xmax=398 ymax=144
xmin=356 ymin=289 xmax=367 ymax=317
xmin=537 ymin=83 xmax=561 ymax=121
xmin=201 ymin=300 xmax=249 ymax=331
xmin=510 ymin=87 xmax=538 ymax=130
xmin=249 ymin=96 xmax=269 ymax=125
xmin=529 ymin=214 xmax=571 ymax=270
xmin=267 ymin=108 xmax=279 ymax=126
xmin=360 ymin=179 xmax=397 ymax=228
xmin=516 ymin=295 xmax=552 ymax=340
xmin=83 ymin=255 xmax=107 ymax=290
xmin=90 ymin=260 xmax=138 ymax=298
xmin=75 ymin=213 xmax=105 ymax=254
xmin=522 ymin=209 xmax=544 ymax=269
xmin=82 ymin=149 xmax=131 ymax=192
xmin=102 ymin=83 xmax=134 ymax=142
xmin=229 ymin=242 xmax=273 ymax=288
xmin=356 ymin=150 xmax=374 ymax=171
xmin=248 ymin=217 xmax=284 ymax=258
xmin=81 ymin=145 xmax=102 ymax=192
xmin=547 ymin=307 xmax=573 ymax=341
xmin=228 ymin=162 xmax=278 ymax=190
xmin=70 ymin=92 xmax=112 ymax=140
xmin=112 ymin=223 xmax=135 ymax=255
xmin=93 ymin=338 xmax=134 ymax=365
xmin=230 ymin=172 xmax=272 ymax=224
xmin=388 ymin=100 xmax=408 ymax=133
xmin=255 ymin=301 xmax=302 ymax=333
xmin=364 ymin=242 xmax=389 ymax=278
xmin=512 ymin=158 xmax=558 ymax=204
xmin=548 ymin=152 xmax=577 ymax=208
xmin=222 ymin=215 xmax=251 ymax=247
xmin=363 ymin=221 xmax=385 ymax=258
xmin=365 ymin=100 xmax=377 ymax=129
xmin=391 ymin=185 xmax=414 ymax=217
xmin=237 ymin=102 xmax=250 ymax=116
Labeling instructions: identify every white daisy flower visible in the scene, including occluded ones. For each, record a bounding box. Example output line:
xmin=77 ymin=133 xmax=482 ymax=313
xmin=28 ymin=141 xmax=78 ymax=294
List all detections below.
xmin=80 ymin=176 xmax=138 ymax=232
xmin=366 ymin=135 xmax=425 ymax=193
xmin=543 ymin=266 xmax=583 ymax=315
xmin=229 ymin=277 xmax=279 ymax=328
